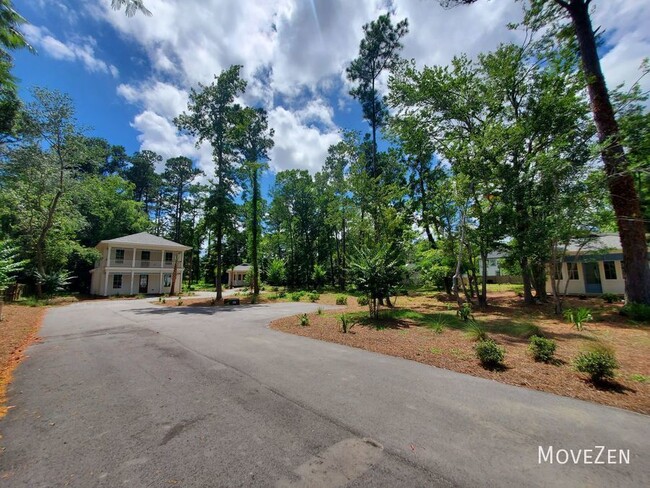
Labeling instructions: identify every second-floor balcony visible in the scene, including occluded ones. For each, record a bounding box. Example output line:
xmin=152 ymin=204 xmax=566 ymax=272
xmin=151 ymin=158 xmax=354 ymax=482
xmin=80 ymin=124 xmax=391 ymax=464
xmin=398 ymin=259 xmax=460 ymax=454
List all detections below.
xmin=106 ymin=259 xmax=179 ymax=268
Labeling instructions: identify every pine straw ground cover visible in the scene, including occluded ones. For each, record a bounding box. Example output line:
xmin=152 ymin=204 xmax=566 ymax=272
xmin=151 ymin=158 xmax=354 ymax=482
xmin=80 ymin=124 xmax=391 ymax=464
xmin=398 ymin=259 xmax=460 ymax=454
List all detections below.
xmin=269 ymin=292 xmax=650 ymax=414
xmin=0 ymin=305 xmax=46 ymax=418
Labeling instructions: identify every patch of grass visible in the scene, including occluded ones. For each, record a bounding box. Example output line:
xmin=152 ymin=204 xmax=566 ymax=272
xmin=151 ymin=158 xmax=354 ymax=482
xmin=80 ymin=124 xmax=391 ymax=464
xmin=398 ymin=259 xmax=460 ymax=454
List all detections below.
xmin=16 ymin=297 xmax=51 ymax=307
xmin=488 ymin=321 xmax=543 ymax=339
xmin=430 ymin=347 xmax=442 ymax=355
xmin=484 ymin=283 xmax=524 ymax=293
xmin=316 ymin=307 xmax=324 ymax=315
xmin=629 ymin=374 xmax=648 ymax=383
xmin=449 ymin=348 xmax=470 ymax=360
xmin=620 ymin=303 xmax=650 ymax=322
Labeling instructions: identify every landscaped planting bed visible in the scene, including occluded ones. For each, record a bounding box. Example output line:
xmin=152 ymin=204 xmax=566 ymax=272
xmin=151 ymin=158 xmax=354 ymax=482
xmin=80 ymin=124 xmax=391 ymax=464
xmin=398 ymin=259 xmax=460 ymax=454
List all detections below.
xmin=270 ymin=292 xmax=650 ymax=414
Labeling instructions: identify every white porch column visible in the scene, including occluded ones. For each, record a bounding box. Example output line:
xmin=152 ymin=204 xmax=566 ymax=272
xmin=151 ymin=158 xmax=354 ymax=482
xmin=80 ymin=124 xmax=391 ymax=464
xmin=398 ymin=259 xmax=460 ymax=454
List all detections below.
xmin=103 ymin=271 xmax=109 ymax=296
xmin=159 ymin=272 xmax=163 ymax=294
xmin=131 ymin=246 xmax=137 ymax=267
xmin=130 ymin=272 xmax=135 ymax=295
xmin=107 ymin=246 xmax=112 ymax=267
xmin=179 ymin=270 xmax=184 ymax=293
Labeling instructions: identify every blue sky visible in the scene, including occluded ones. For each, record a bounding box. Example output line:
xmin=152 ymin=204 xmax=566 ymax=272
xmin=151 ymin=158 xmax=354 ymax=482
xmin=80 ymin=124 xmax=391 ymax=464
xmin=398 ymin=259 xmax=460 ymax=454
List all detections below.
xmin=13 ymin=0 xmax=650 ymax=197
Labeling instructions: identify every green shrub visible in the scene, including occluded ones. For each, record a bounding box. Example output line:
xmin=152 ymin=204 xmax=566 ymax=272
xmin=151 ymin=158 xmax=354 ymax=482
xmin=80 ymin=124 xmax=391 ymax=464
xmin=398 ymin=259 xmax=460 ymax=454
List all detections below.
xmin=475 ymin=339 xmax=505 ymax=368
xmin=336 ymin=295 xmax=348 ymax=305
xmin=339 ymin=313 xmax=355 ymax=333
xmin=529 ymin=335 xmax=557 ymax=362
xmin=177 ymin=297 xmax=183 ymax=306
xmin=277 ymin=291 xmax=286 ymax=298
xmin=464 ymin=321 xmax=487 ymax=341
xmin=316 ymin=307 xmax=324 ymax=315
xmin=600 ymin=293 xmax=619 ymax=304
xmin=267 ymin=259 xmax=286 ymax=286
xmin=574 ymin=344 xmax=618 ymax=382
xmin=308 ymin=292 xmax=320 ymax=302
xmin=299 ymin=313 xmax=310 ymax=326
xmin=457 ymin=302 xmax=474 ymax=322
xmin=563 ymin=307 xmax=593 ymax=331
xmin=620 ymin=303 xmax=650 ymax=322
xmin=271 ymin=286 xmax=279 ymax=292
xmin=290 ymin=292 xmax=302 ymax=301
xmin=357 ymin=295 xmax=369 ymax=306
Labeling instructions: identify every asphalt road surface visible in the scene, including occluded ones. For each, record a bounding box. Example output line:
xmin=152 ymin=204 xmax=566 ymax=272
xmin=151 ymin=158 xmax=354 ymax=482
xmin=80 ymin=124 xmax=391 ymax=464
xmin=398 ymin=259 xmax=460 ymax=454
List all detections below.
xmin=0 ymin=298 xmax=648 ymax=487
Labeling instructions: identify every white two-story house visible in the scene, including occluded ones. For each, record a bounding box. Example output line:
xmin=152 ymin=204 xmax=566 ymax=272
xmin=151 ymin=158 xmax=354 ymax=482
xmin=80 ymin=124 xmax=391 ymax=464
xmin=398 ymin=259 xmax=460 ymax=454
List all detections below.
xmin=90 ymin=232 xmax=191 ymax=296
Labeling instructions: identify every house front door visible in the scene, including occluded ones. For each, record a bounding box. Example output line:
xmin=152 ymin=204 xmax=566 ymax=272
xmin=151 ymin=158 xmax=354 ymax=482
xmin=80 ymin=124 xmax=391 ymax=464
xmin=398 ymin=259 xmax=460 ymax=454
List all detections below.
xmin=583 ymin=262 xmax=602 ymax=294
xmin=139 ymin=274 xmax=149 ymax=294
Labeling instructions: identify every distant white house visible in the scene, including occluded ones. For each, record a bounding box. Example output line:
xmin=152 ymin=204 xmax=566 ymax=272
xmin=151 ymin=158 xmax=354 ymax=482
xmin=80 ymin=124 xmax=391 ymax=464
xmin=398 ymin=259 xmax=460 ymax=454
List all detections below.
xmin=546 ymin=233 xmax=649 ymax=296
xmin=478 ymin=252 xmax=522 ymax=284
xmin=227 ymin=264 xmax=251 ymax=288
xmin=90 ymin=232 xmax=191 ymax=296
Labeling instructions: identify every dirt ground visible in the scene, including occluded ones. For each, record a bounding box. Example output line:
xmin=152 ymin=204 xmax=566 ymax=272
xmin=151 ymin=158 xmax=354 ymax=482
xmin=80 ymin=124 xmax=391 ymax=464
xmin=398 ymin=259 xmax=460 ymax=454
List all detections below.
xmin=0 ymin=305 xmax=46 ymax=418
xmin=269 ymin=292 xmax=650 ymax=414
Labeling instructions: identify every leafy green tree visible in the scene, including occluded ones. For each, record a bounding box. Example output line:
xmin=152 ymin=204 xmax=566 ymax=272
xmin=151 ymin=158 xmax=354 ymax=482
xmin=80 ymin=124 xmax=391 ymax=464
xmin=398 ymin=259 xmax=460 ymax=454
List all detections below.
xmin=234 ymin=107 xmax=274 ymax=295
xmin=0 ymin=239 xmax=26 ymax=319
xmin=110 ymin=0 xmax=151 ymax=17
xmin=440 ymin=0 xmax=650 ymax=304
xmin=347 ymin=13 xmax=408 ymax=179
xmin=125 ymin=150 xmax=162 ymax=214
xmin=162 ymin=156 xmax=202 ymax=242
xmin=266 ymin=259 xmax=286 ymax=286
xmin=176 ymin=65 xmax=246 ymax=300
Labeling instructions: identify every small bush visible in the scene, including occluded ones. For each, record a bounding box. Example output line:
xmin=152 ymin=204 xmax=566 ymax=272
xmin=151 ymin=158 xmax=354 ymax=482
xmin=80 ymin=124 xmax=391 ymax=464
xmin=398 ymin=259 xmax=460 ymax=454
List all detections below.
xmin=308 ymin=292 xmax=320 ymax=302
xmin=574 ymin=344 xmax=618 ymax=383
xmin=277 ymin=291 xmax=286 ymax=298
xmin=290 ymin=292 xmax=302 ymax=302
xmin=161 ymin=297 xmax=166 ymax=304
xmin=475 ymin=339 xmax=505 ymax=368
xmin=464 ymin=321 xmax=487 ymax=341
xmin=336 ymin=295 xmax=348 ymax=306
xmin=620 ymin=303 xmax=650 ymax=322
xmin=529 ymin=335 xmax=557 ymax=362
xmin=357 ymin=295 xmax=369 ymax=306
xmin=563 ymin=307 xmax=593 ymax=331
xmin=177 ymin=297 xmax=183 ymax=306
xmin=316 ymin=307 xmax=324 ymax=315
xmin=339 ymin=313 xmax=355 ymax=333
xmin=600 ymin=293 xmax=619 ymax=304
xmin=299 ymin=313 xmax=310 ymax=326
xmin=271 ymin=286 xmax=279 ymax=292
xmin=457 ymin=302 xmax=474 ymax=322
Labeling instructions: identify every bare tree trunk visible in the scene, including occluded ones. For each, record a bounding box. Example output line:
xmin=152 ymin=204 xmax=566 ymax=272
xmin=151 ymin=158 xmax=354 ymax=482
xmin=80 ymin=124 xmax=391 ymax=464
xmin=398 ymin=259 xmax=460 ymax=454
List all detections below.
xmin=251 ymin=166 xmax=260 ymax=295
xmin=169 ymin=256 xmax=179 ymax=296
xmin=520 ymin=256 xmax=534 ymax=304
xmin=564 ymin=0 xmax=650 ymax=304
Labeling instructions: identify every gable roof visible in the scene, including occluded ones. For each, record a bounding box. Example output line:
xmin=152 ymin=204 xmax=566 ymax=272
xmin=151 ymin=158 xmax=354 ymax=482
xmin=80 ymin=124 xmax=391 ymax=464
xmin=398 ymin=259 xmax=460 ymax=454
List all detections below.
xmin=228 ymin=264 xmax=252 ymax=272
xmin=97 ymin=232 xmax=191 ymax=250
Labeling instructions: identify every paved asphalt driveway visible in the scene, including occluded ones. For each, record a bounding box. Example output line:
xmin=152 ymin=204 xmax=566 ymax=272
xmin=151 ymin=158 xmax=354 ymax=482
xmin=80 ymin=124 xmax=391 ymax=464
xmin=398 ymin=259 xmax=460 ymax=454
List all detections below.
xmin=0 ymin=299 xmax=648 ymax=487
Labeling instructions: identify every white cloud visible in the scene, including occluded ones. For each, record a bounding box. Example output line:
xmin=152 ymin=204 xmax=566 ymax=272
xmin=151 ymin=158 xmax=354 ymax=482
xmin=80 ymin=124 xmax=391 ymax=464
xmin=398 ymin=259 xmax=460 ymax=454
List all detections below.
xmin=94 ymin=0 xmax=649 ymax=175
xmin=268 ymin=104 xmax=341 ymax=173
xmin=21 ymin=24 xmax=119 ymax=77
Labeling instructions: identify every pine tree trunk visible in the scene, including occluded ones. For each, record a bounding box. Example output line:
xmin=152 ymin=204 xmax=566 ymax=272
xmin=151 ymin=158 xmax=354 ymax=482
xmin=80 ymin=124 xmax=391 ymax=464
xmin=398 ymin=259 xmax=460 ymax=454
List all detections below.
xmin=252 ymin=166 xmax=260 ymax=295
xmin=565 ymin=0 xmax=650 ymax=304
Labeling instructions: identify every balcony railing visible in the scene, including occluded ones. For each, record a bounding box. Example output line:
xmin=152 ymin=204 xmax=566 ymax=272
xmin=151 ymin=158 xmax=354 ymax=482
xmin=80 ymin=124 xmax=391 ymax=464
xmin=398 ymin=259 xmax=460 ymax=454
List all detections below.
xmin=108 ymin=259 xmax=177 ymax=268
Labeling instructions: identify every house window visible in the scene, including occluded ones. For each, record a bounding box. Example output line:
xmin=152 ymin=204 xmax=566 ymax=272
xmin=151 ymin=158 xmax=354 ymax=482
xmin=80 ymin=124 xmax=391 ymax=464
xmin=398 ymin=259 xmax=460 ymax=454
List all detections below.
xmin=165 ymin=252 xmax=173 ymax=264
xmin=112 ymin=274 xmax=123 ymax=289
xmin=141 ymin=250 xmax=150 ymax=267
xmin=568 ymin=263 xmax=579 ymax=280
xmin=115 ymin=249 xmax=124 ymax=264
xmin=163 ymin=274 xmax=172 ymax=287
xmin=604 ymin=261 xmax=617 ymax=280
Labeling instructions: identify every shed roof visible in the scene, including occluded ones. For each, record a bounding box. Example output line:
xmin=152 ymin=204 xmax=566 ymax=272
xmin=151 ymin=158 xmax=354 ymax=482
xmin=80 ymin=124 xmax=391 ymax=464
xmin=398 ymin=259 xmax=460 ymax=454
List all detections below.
xmin=97 ymin=232 xmax=191 ymax=250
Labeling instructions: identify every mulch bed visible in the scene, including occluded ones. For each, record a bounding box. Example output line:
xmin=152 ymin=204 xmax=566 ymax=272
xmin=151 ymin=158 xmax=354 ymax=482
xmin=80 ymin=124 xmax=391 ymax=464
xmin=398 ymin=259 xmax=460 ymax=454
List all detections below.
xmin=0 ymin=305 xmax=46 ymax=418
xmin=270 ymin=293 xmax=650 ymax=414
